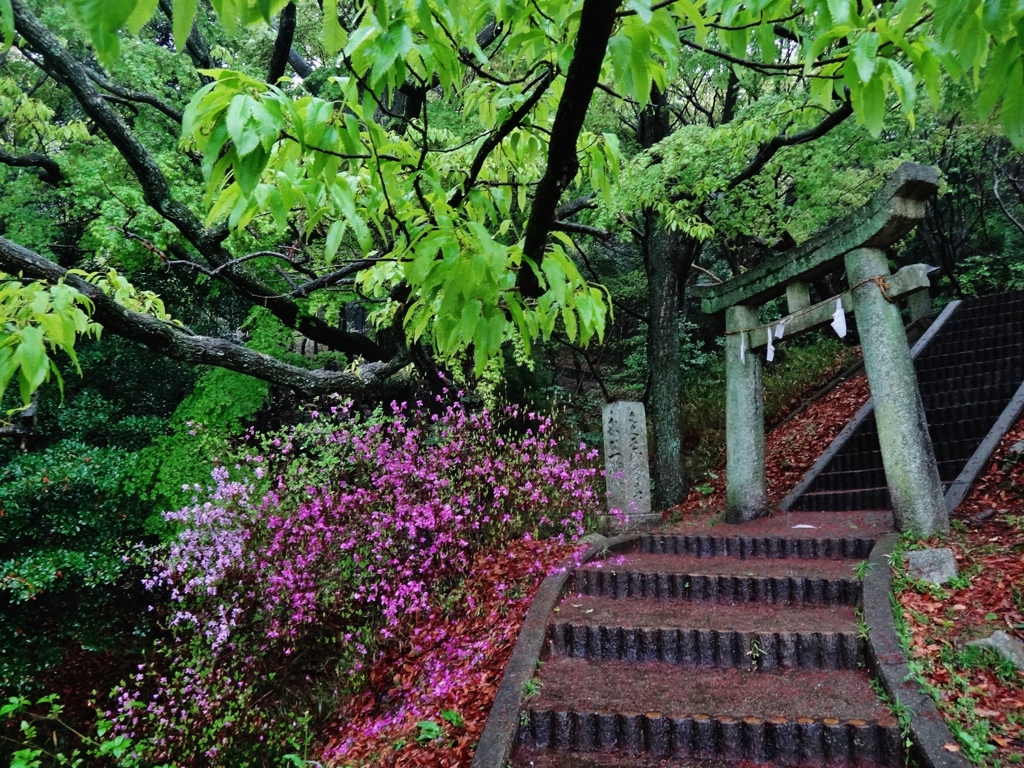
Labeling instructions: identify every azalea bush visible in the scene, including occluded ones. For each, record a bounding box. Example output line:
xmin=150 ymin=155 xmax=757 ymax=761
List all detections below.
xmin=110 ymin=393 xmax=602 ymax=765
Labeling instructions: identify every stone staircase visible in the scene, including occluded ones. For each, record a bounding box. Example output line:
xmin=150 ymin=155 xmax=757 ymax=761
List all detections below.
xmin=505 ymin=291 xmax=1024 ymax=767
xmin=512 ymin=512 xmax=900 ymax=767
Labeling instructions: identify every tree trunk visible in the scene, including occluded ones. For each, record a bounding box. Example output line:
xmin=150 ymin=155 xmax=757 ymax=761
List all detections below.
xmin=637 ymin=87 xmax=688 ymax=509
xmin=645 ymin=220 xmax=688 ymax=509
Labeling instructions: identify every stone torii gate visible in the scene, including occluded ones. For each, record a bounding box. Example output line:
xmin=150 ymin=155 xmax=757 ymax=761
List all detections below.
xmin=694 ymin=163 xmax=949 ymax=535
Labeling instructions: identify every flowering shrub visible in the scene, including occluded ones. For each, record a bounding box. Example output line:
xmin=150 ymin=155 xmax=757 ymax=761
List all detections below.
xmin=112 ymin=395 xmax=602 ymax=765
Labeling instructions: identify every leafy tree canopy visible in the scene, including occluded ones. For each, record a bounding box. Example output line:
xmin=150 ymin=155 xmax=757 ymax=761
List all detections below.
xmin=2 ymin=0 xmax=1024 ymax=405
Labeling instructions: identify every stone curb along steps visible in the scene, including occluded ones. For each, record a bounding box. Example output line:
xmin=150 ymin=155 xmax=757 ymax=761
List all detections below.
xmin=474 ymin=522 xmax=909 ymax=768
xmin=863 ymin=534 xmax=971 ymax=768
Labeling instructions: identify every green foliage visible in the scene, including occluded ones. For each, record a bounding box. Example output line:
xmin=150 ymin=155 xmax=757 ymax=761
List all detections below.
xmin=129 ymin=366 xmax=269 ymax=511
xmin=0 ymin=440 xmax=153 ymax=690
xmin=69 ymin=268 xmax=180 ymax=324
xmin=415 ymin=720 xmax=444 ymax=745
xmin=1 ymin=693 xmax=169 ymax=768
xmin=40 ymin=0 xmax=1024 ymax=154
xmin=179 ymin=66 xmax=614 ymax=372
xmin=0 ymin=274 xmax=101 ymax=413
xmin=127 ymin=307 xmax=291 ymax=511
xmin=439 ymin=709 xmax=464 ymax=729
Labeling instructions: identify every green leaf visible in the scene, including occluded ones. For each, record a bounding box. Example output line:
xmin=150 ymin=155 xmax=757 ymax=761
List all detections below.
xmin=915 ymin=47 xmax=942 ymax=108
xmin=541 ymin=255 xmax=567 ymax=305
xmin=68 ymin=0 xmax=139 ymax=65
xmin=16 ymin=326 xmax=48 ymax=397
xmin=827 ymin=0 xmax=853 ymax=25
xmin=459 ymin=299 xmax=483 ymax=348
xmin=562 ymin=306 xmax=577 ymax=342
xmin=810 ymin=69 xmax=836 ymax=107
xmin=859 ymin=73 xmax=886 ymax=136
xmin=674 ymin=0 xmax=706 ymax=44
xmin=172 ymin=0 xmax=198 ymax=51
xmin=850 ymin=31 xmax=879 ymax=83
xmin=36 ymin=313 xmax=67 ymax=349
xmin=625 ymin=0 xmax=652 ymax=23
xmin=322 ymin=0 xmax=347 ymax=53
xmin=233 ymin=145 xmax=270 ymax=194
xmin=226 ymin=95 xmax=262 ymax=156
xmin=978 ymin=40 xmax=1017 ymax=118
xmin=754 ymin=23 xmax=774 ymax=63
xmin=324 ymin=218 xmax=346 ymax=262
xmin=1 ymin=0 xmax=15 ymax=52
xmin=1001 ymin=59 xmax=1024 ymax=148
xmin=608 ymin=22 xmax=653 ymax=104
xmin=0 ymin=347 xmax=17 ymax=405
xmin=125 ymin=0 xmax=160 ymax=34
xmin=887 ymin=59 xmax=916 ymax=114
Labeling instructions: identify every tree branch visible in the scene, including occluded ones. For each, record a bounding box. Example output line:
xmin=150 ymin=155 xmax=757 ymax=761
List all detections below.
xmin=520 ymin=0 xmax=624 ymax=296
xmin=0 ymin=147 xmax=63 ymax=185
xmin=725 ymin=100 xmax=852 ymax=190
xmin=993 ymin=171 xmax=1024 ymax=240
xmin=551 ymin=221 xmax=612 ymax=239
xmin=268 ymin=2 xmax=296 ymax=84
xmin=447 ymin=66 xmax=554 ymax=209
xmin=556 ymin=193 xmax=598 ymax=219
xmin=0 ymin=235 xmax=407 ymax=395
xmin=12 ymin=0 xmax=387 ymax=361
xmin=85 ymin=68 xmax=184 ymax=123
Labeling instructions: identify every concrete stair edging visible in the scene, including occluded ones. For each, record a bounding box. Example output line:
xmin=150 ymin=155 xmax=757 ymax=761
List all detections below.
xmin=863 ymin=533 xmax=971 ymax=768
xmin=470 ymin=533 xmax=642 ymax=768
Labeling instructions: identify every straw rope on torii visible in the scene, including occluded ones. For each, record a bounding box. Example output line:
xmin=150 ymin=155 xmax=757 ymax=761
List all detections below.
xmin=695 ymin=162 xmax=949 ymax=535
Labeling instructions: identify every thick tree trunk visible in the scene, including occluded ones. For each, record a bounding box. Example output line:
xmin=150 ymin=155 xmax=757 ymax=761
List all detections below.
xmin=638 ymin=87 xmax=687 ymax=509
xmin=646 ymin=221 xmax=688 ymax=509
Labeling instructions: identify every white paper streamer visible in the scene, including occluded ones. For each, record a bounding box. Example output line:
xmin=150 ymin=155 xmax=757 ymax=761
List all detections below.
xmin=739 ymin=331 xmax=746 ymax=364
xmin=766 ymin=330 xmax=776 ymax=362
xmin=831 ymin=296 xmax=848 ymax=338
xmin=774 ymin=321 xmax=786 ymax=339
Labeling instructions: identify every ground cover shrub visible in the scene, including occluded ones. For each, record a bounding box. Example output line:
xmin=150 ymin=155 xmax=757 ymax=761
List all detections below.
xmin=0 ymin=440 xmax=154 ymax=693
xmin=110 ymin=393 xmax=602 ymax=765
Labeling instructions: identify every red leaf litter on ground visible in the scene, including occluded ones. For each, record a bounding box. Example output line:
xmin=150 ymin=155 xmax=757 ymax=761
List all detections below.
xmin=897 ymin=418 xmax=1024 ymax=764
xmin=668 ymin=373 xmax=872 ymax=519
xmin=318 ymin=538 xmax=579 ymax=767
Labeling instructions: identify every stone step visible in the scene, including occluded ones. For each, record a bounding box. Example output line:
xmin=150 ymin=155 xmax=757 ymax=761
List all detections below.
xmin=571 ymin=553 xmax=861 ymax=606
xmin=547 ymin=598 xmax=865 ymax=671
xmin=513 ymin=745 xmax=893 ymax=768
xmin=650 ymin=510 xmax=892 ymax=560
xmin=518 ymin=658 xmax=899 ymax=766
xmin=635 ymin=531 xmax=875 ymax=560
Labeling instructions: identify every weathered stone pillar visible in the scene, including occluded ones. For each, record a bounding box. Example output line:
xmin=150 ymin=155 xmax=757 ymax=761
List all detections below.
xmin=725 ymin=305 xmax=766 ymax=523
xmin=602 ymin=401 xmax=654 ymax=527
xmin=845 ymin=248 xmax=948 ymax=534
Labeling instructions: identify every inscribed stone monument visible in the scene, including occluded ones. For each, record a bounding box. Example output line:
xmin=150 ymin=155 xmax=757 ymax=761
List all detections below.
xmin=602 ymin=401 xmax=653 ymax=527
